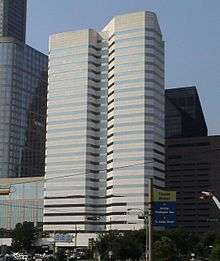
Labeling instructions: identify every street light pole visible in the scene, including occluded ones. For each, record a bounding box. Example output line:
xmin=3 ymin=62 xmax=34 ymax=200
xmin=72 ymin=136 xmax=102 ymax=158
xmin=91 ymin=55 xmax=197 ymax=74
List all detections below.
xmin=145 ymin=211 xmax=148 ymax=261
xmin=148 ymin=177 xmax=153 ymax=261
xmin=74 ymin=224 xmax=77 ymax=252
xmin=128 ymin=178 xmax=153 ymax=261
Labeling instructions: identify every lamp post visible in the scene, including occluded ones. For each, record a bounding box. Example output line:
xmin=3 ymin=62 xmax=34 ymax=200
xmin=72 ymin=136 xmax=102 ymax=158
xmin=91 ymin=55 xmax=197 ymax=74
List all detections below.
xmin=127 ymin=177 xmax=153 ymax=261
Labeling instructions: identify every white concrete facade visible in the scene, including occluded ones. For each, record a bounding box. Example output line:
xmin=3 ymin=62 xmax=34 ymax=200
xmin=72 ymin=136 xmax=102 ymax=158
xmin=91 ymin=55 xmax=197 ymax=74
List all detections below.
xmin=44 ymin=11 xmax=164 ymax=244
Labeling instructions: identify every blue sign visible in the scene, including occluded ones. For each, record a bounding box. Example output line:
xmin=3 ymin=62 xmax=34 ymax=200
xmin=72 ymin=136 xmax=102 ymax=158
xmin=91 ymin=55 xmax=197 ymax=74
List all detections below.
xmin=54 ymin=234 xmax=73 ymax=242
xmin=153 ymin=202 xmax=176 ymax=227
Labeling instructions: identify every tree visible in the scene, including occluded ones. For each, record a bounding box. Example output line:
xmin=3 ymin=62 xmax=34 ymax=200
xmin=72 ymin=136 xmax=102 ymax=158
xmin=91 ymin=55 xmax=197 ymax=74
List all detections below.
xmin=153 ymin=236 xmax=178 ymax=261
xmin=95 ymin=230 xmax=121 ymax=260
xmin=196 ymin=232 xmax=219 ymax=259
xmin=12 ymin=222 xmax=37 ymax=252
xmin=209 ymin=240 xmax=220 ymax=261
xmin=114 ymin=230 xmax=144 ymax=260
xmin=153 ymin=228 xmax=199 ymax=259
xmin=95 ymin=230 xmax=145 ymax=260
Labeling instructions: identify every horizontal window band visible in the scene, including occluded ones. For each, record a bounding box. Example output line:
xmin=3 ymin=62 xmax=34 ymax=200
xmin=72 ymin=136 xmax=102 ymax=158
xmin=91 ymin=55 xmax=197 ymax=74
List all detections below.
xmin=116 ymin=61 xmax=164 ymax=72
xmin=155 ymin=141 xmax=165 ymax=147
xmin=108 ymin=74 xmax=114 ymax=81
xmin=109 ymin=49 xmax=115 ymax=57
xmin=115 ymin=45 xmax=164 ymax=57
xmin=43 ymin=221 xmax=106 ymax=225
xmin=107 ymin=168 xmax=113 ymax=173
xmin=88 ymin=93 xmax=100 ymax=100
xmin=87 ymin=136 xmax=100 ymax=141
xmin=107 ymin=150 xmax=113 ymax=156
xmin=46 ymin=186 xmax=99 ymax=191
xmin=88 ymin=61 xmax=101 ymax=67
xmin=152 ymin=176 xmax=165 ymax=182
xmin=44 ymin=212 xmax=105 ymax=217
xmin=108 ymin=66 xmax=115 ymax=73
xmin=108 ymin=41 xmax=115 ymax=49
xmin=107 ymin=133 xmax=114 ymax=139
xmin=108 ymin=82 xmax=115 ymax=89
xmin=153 ymin=166 xmax=165 ymax=173
xmin=107 ymin=116 xmax=114 ymax=122
xmin=107 ymin=124 xmax=114 ymax=130
xmin=108 ymin=107 xmax=114 ymax=114
xmin=88 ymin=44 xmax=101 ymax=52
xmin=107 ymin=176 xmax=113 ymax=181
xmin=45 ymin=195 xmax=86 ymax=199
xmin=44 ymin=202 xmax=126 ymax=208
xmin=47 ymin=151 xmax=99 ymax=158
xmin=108 ymin=34 xmax=115 ymax=41
xmin=107 ymin=142 xmax=113 ymax=147
xmin=108 ymin=56 xmax=115 ymax=65
xmin=115 ymin=27 xmax=162 ymax=37
xmin=87 ymin=144 xmax=100 ymax=149
xmin=153 ymin=149 xmax=165 ymax=156
xmin=108 ymin=90 xmax=114 ymax=98
xmin=44 ymin=212 xmax=127 ymax=217
xmin=108 ymin=99 xmax=114 ymax=106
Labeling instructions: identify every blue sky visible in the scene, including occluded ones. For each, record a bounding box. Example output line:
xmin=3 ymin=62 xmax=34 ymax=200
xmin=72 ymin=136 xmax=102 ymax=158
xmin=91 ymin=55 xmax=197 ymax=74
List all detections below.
xmin=26 ymin=0 xmax=220 ymax=135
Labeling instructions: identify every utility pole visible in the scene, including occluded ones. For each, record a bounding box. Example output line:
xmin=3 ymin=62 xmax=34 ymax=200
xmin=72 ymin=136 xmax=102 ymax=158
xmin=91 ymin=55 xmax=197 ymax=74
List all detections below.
xmin=145 ymin=210 xmax=148 ymax=261
xmin=145 ymin=177 xmax=153 ymax=261
xmin=74 ymin=224 xmax=77 ymax=252
xmin=148 ymin=177 xmax=153 ymax=261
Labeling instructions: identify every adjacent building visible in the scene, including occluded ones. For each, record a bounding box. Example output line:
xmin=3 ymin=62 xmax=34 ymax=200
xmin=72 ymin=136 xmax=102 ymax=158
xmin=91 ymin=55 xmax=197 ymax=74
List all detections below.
xmin=165 ymin=87 xmax=207 ymax=138
xmin=165 ymin=86 xmax=220 ymax=233
xmin=0 ymin=0 xmax=27 ymax=42
xmin=0 ymin=0 xmax=48 ymax=228
xmin=166 ymin=136 xmax=220 ymax=233
xmin=0 ymin=0 xmax=48 ymax=178
xmin=44 ymin=11 xmax=165 ymax=244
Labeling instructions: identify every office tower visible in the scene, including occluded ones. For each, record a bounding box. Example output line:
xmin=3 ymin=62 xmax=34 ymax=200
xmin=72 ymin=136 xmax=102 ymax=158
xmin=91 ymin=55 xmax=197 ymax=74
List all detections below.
xmin=0 ymin=0 xmax=27 ymax=42
xmin=166 ymin=136 xmax=220 ymax=233
xmin=165 ymin=87 xmax=207 ymax=138
xmin=44 ymin=11 xmax=164 ymax=245
xmin=0 ymin=0 xmax=48 ymax=178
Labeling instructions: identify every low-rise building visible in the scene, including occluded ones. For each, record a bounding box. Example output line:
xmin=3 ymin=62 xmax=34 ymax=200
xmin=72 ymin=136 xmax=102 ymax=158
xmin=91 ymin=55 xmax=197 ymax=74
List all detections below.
xmin=0 ymin=177 xmax=43 ymax=229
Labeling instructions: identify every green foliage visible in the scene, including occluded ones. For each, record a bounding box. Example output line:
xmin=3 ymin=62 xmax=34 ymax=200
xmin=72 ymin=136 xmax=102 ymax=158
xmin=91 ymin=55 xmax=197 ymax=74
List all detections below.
xmin=0 ymin=228 xmax=12 ymax=238
xmin=12 ymin=221 xmax=38 ymax=252
xmin=95 ymin=230 xmax=145 ymax=260
xmin=196 ymin=232 xmax=219 ymax=258
xmin=56 ymin=248 xmax=66 ymax=261
xmin=153 ymin=236 xmax=178 ymax=261
xmin=209 ymin=240 xmax=220 ymax=261
xmin=94 ymin=228 xmax=220 ymax=260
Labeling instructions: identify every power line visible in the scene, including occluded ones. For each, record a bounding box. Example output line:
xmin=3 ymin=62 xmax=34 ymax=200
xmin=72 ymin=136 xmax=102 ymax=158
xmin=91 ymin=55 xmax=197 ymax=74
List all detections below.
xmin=2 ymin=160 xmax=156 ymax=186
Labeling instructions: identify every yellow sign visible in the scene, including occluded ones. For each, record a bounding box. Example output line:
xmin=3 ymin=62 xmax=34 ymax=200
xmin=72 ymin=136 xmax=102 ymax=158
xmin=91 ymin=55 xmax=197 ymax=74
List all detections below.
xmin=154 ymin=191 xmax=176 ymax=202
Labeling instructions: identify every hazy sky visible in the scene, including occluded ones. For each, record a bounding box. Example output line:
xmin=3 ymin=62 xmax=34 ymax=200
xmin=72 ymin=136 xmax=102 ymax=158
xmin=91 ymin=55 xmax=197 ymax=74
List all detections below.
xmin=26 ymin=0 xmax=220 ymax=135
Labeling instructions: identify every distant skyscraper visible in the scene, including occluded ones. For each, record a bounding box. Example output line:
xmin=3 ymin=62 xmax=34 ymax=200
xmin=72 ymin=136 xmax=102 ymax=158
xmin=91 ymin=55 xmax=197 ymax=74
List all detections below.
xmin=44 ymin=11 xmax=164 ymax=245
xmin=0 ymin=0 xmax=27 ymax=42
xmin=0 ymin=0 xmax=48 ymax=178
xmin=165 ymin=87 xmax=207 ymax=138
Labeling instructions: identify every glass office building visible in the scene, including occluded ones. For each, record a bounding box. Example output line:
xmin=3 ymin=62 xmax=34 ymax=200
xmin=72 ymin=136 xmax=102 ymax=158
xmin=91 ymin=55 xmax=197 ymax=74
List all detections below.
xmin=44 ymin=11 xmax=164 ymax=244
xmin=0 ymin=177 xmax=43 ymax=229
xmin=0 ymin=39 xmax=48 ymax=178
xmin=0 ymin=0 xmax=48 ymax=178
xmin=0 ymin=0 xmax=27 ymax=42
